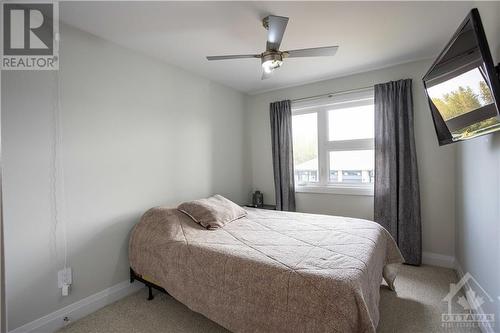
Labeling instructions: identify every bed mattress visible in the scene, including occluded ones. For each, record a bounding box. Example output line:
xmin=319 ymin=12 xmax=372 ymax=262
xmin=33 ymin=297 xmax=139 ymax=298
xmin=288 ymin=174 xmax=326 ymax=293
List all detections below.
xmin=129 ymin=207 xmax=403 ymax=333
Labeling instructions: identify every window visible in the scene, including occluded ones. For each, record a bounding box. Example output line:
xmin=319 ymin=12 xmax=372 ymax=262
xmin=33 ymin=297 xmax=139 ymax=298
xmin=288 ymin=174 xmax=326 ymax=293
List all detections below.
xmin=292 ymin=88 xmax=375 ymax=195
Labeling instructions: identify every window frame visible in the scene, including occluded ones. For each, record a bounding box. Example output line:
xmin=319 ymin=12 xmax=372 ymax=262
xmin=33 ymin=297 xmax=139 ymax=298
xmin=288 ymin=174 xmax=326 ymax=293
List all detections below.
xmin=292 ymin=88 xmax=375 ymax=196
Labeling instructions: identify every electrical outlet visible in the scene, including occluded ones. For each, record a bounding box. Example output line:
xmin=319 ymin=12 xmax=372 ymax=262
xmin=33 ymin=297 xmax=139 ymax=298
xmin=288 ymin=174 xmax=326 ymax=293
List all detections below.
xmin=57 ymin=267 xmax=72 ymax=289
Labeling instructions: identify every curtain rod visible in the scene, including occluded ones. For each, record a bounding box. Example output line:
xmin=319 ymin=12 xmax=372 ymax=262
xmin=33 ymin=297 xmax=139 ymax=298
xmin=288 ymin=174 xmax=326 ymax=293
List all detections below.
xmin=291 ymin=85 xmax=374 ymax=103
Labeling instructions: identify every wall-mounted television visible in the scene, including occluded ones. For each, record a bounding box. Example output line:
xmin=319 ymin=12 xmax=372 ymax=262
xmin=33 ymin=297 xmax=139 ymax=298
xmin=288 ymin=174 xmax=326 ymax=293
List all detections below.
xmin=423 ymin=8 xmax=500 ymax=145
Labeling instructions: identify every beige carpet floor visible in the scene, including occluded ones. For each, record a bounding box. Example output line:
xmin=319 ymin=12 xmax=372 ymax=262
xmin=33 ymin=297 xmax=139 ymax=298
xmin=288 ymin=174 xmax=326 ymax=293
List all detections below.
xmin=58 ymin=265 xmax=480 ymax=333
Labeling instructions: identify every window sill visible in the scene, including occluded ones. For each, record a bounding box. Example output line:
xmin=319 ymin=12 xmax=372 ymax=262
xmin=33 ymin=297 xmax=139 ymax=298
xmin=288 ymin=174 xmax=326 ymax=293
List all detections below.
xmin=295 ymin=185 xmax=374 ymax=196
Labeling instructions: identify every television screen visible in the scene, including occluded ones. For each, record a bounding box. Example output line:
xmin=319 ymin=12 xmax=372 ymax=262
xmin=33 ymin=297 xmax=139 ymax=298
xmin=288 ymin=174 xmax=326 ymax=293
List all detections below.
xmin=423 ymin=8 xmax=500 ymax=145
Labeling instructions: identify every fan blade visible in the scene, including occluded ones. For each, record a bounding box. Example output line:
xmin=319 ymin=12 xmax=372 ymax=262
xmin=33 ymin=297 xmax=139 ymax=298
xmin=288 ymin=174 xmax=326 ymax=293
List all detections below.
xmin=285 ymin=46 xmax=339 ymax=58
xmin=261 ymin=70 xmax=273 ymax=80
xmin=266 ymin=15 xmax=289 ymax=51
xmin=206 ymin=54 xmax=260 ymax=61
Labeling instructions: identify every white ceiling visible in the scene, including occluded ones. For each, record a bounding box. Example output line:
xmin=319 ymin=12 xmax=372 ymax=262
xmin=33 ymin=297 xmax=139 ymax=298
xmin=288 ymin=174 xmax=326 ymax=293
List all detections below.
xmin=60 ymin=1 xmax=478 ymax=94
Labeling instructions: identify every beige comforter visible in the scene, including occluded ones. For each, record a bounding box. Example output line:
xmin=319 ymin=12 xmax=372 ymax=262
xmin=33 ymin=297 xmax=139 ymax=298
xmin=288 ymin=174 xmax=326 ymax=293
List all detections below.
xmin=129 ymin=207 xmax=403 ymax=333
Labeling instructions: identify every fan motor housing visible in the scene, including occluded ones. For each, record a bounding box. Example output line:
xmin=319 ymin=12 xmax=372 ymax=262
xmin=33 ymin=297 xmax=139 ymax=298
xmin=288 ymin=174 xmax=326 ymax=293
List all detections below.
xmin=261 ymin=51 xmax=283 ymax=64
xmin=262 ymin=16 xmax=270 ymax=29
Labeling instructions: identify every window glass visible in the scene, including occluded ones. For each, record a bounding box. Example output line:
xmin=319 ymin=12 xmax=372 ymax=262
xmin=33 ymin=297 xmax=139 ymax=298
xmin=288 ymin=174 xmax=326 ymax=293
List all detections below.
xmin=292 ymin=113 xmax=318 ymax=184
xmin=328 ymin=105 xmax=374 ymax=141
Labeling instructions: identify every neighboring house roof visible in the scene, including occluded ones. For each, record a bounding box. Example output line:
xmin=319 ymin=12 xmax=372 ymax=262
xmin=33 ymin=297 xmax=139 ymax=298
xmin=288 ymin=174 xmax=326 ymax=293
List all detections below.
xmin=295 ymin=158 xmax=319 ymax=171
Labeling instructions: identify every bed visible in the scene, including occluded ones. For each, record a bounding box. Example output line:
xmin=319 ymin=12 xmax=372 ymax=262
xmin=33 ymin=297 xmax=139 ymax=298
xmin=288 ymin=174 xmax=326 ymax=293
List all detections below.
xmin=129 ymin=206 xmax=403 ymax=333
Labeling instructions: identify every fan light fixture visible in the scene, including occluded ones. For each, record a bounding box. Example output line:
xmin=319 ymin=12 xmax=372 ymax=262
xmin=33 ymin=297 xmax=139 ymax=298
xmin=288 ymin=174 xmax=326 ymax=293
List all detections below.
xmin=261 ymin=53 xmax=283 ymax=73
xmin=262 ymin=59 xmax=283 ymax=73
xmin=262 ymin=60 xmax=283 ymax=74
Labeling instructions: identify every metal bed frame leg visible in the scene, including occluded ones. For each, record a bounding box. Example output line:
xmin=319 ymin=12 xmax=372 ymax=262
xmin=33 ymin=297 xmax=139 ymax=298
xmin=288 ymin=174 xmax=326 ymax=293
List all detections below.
xmin=147 ymin=286 xmax=154 ymax=301
xmin=129 ymin=267 xmax=135 ymax=283
xmin=130 ymin=267 xmax=167 ymax=301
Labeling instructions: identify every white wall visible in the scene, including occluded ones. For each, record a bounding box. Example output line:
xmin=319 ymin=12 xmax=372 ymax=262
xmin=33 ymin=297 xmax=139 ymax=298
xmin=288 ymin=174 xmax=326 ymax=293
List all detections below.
xmin=246 ymin=58 xmax=457 ymax=258
xmin=1 ymin=25 xmax=249 ymax=330
xmin=455 ymin=1 xmax=500 ymax=325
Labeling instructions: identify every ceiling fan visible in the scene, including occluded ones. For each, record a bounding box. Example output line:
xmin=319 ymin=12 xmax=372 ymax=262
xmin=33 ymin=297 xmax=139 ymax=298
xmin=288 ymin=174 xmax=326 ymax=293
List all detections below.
xmin=206 ymin=15 xmax=339 ymax=80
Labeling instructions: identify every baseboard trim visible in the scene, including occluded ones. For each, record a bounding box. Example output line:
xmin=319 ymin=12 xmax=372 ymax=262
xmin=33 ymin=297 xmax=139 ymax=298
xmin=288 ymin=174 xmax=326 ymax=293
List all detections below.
xmin=9 ymin=280 xmax=143 ymax=333
xmin=422 ymin=251 xmax=456 ymax=268
xmin=454 ymin=261 xmax=495 ymax=333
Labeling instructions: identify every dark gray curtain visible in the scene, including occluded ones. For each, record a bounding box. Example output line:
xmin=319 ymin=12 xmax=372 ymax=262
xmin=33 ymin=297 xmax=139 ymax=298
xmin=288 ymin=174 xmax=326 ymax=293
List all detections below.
xmin=270 ymin=100 xmax=296 ymax=211
xmin=374 ymin=79 xmax=421 ymax=265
